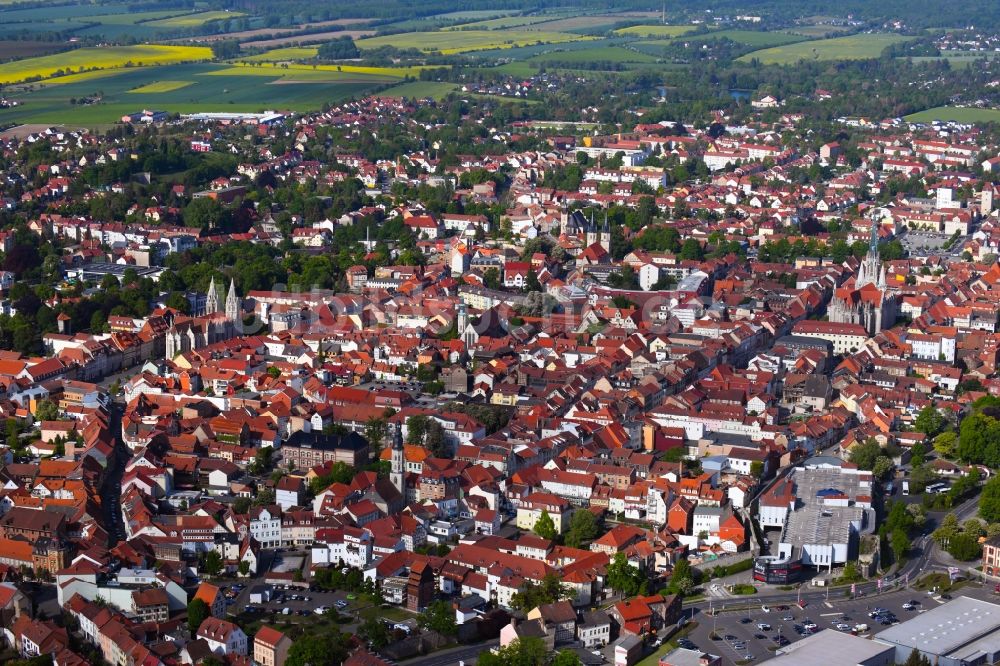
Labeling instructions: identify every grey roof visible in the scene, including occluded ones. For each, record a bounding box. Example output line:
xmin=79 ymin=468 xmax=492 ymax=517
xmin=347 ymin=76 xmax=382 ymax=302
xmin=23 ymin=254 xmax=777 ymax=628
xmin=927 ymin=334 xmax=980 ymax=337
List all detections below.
xmin=770 ymin=629 xmax=895 ymax=665
xmin=659 ymin=647 xmax=721 ymax=666
xmin=875 ymin=596 xmax=1000 ymax=659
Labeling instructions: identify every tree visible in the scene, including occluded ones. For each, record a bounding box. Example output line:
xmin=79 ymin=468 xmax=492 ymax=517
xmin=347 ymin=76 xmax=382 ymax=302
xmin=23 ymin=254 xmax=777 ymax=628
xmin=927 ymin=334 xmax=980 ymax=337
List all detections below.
xmin=201 ymin=550 xmax=223 ymax=577
xmin=933 ymin=431 xmax=958 ymax=458
xmin=285 ymin=632 xmax=349 ymax=666
xmin=564 ymin=509 xmax=598 ymax=549
xmin=552 ymin=650 xmax=582 ymax=666
xmin=679 ymin=238 xmax=703 ymax=260
xmin=872 ymin=456 xmax=894 ymax=480
xmin=359 ymin=615 xmax=391 ymax=648
xmin=477 ymin=637 xmax=548 ymax=666
xmin=524 ymin=269 xmax=542 ymax=293
xmin=903 ymin=648 xmax=932 ymax=666
xmin=364 ymin=417 xmax=388 ymax=450
xmin=238 ymin=560 xmax=251 ymax=577
xmin=947 ymin=533 xmax=982 ymax=561
xmin=607 ymin=552 xmax=646 ymax=596
xmin=890 ymin=527 xmax=909 ymax=563
xmin=667 ymin=557 xmax=694 ymax=596
xmin=849 ymin=438 xmax=881 ymax=471
xmin=483 ymin=267 xmax=501 ymax=290
xmin=533 ymin=509 xmax=558 ymax=541
xmin=187 ymin=598 xmax=209 ymax=634
xmin=914 ymin=405 xmax=947 ymax=438
xmin=34 ymin=399 xmax=59 ymax=421
xmin=981 ymin=475 xmax=1000 ymax=523
xmin=418 ymin=600 xmax=457 ymax=636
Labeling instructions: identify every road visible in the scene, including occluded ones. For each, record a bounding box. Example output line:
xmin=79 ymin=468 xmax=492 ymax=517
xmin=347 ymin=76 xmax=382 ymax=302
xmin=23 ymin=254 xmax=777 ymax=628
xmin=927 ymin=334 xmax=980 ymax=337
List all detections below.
xmin=99 ymin=400 xmax=127 ymax=546
xmin=399 ymin=639 xmax=500 ymax=666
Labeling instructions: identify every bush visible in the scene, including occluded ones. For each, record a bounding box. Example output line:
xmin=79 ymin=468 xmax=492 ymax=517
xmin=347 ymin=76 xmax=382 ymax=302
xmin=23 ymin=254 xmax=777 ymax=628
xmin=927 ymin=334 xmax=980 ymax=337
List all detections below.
xmin=729 ymin=584 xmax=757 ymax=595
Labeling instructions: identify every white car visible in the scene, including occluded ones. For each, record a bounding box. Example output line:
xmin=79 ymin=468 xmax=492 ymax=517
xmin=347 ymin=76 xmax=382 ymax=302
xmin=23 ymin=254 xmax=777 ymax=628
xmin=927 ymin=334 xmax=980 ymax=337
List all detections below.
xmin=314 ymin=606 xmax=328 ymax=615
xmin=756 ymin=623 xmax=771 ymax=631
xmin=902 ymin=603 xmax=915 ymax=610
xmin=761 ymin=605 xmax=770 ymax=613
xmin=836 ymin=623 xmax=851 ymax=631
xmin=803 ymin=621 xmax=817 ymax=630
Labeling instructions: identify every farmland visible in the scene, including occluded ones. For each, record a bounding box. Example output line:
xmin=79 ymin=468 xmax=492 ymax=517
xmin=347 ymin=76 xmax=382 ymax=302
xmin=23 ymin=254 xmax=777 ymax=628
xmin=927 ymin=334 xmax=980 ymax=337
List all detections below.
xmin=443 ymin=15 xmax=564 ymax=31
xmin=127 ymin=81 xmax=194 ymax=94
xmin=356 ymin=29 xmax=595 ymax=54
xmin=904 ymin=106 xmax=1000 ymax=123
xmin=0 ymin=62 xmax=392 ymax=126
xmin=699 ymin=30 xmax=808 ymax=47
xmin=211 ymin=63 xmax=443 ymax=79
xmin=0 ymin=45 xmax=212 ymax=86
xmin=527 ymin=45 xmax=659 ymax=65
xmin=613 ymin=25 xmax=697 ymax=39
xmin=146 ymin=11 xmax=245 ymax=29
xmin=737 ymin=33 xmax=914 ymax=64
xmin=377 ymin=81 xmax=459 ymax=100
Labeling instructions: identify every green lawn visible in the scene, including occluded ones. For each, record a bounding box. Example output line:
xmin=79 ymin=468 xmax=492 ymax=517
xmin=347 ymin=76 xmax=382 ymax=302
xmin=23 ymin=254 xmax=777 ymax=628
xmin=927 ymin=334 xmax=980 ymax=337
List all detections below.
xmin=904 ymin=106 xmax=1000 ymax=123
xmin=737 ymin=33 xmax=914 ymax=64
xmin=529 ymin=45 xmax=658 ymax=63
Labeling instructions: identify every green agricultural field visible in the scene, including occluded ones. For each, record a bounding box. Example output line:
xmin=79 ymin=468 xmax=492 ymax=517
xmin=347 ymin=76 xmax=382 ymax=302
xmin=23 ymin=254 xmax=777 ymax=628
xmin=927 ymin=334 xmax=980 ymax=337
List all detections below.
xmin=377 ymin=81 xmax=458 ymax=99
xmin=146 ymin=11 xmax=245 ymax=28
xmin=241 ymin=47 xmax=318 ymax=62
xmin=431 ymin=10 xmax=519 ymax=20
xmin=784 ymin=24 xmax=853 ymax=37
xmin=906 ymin=51 xmax=1000 ymax=69
xmin=0 ymin=62 xmax=392 ymax=126
xmin=127 ymin=80 xmax=194 ymax=93
xmin=356 ymin=29 xmax=594 ymax=54
xmin=904 ymin=106 xmax=1000 ymax=124
xmin=737 ymin=33 xmax=913 ymax=64
xmin=701 ymin=29 xmax=808 ymax=47
xmin=443 ymin=15 xmax=561 ymax=31
xmin=613 ymin=24 xmax=697 ymax=38
xmin=528 ymin=45 xmax=658 ymax=64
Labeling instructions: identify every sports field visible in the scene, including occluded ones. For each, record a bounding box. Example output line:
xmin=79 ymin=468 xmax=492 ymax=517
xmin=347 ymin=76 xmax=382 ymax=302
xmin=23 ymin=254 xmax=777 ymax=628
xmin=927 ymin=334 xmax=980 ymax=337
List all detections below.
xmin=356 ymin=29 xmax=594 ymax=54
xmin=0 ymin=45 xmax=211 ymax=85
xmin=737 ymin=33 xmax=913 ymax=64
xmin=904 ymin=106 xmax=1000 ymax=124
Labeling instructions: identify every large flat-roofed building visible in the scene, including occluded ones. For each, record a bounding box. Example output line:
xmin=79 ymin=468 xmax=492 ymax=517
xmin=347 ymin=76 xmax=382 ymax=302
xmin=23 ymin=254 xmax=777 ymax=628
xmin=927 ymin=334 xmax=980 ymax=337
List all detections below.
xmin=758 ymin=456 xmax=874 ymax=571
xmin=770 ymin=629 xmax=894 ymax=666
xmin=875 ymin=596 xmax=1000 ymax=666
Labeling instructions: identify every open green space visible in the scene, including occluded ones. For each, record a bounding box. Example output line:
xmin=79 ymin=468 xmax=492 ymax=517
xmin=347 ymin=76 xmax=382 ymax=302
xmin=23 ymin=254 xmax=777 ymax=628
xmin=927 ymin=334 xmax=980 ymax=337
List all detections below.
xmin=737 ymin=33 xmax=913 ymax=64
xmin=904 ymin=106 xmax=1000 ymax=123
xmin=0 ymin=62 xmax=391 ymax=126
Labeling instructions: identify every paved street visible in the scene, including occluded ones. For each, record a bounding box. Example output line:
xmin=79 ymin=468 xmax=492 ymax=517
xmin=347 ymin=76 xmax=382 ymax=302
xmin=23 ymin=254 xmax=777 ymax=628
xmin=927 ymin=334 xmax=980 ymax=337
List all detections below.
xmin=399 ymin=639 xmax=500 ymax=666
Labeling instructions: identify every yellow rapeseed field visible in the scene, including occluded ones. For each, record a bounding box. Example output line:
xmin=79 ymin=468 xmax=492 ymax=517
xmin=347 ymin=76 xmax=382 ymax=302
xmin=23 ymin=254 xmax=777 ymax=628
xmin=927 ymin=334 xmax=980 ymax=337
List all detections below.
xmin=0 ymin=45 xmax=211 ymax=86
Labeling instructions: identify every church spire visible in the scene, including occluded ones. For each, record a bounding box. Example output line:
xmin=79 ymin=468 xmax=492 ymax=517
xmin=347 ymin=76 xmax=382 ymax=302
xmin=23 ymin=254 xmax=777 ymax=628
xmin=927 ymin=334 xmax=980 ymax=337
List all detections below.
xmin=225 ymin=278 xmax=240 ymax=323
xmin=868 ymin=215 xmax=879 ymax=256
xmin=205 ymin=277 xmax=219 ymax=315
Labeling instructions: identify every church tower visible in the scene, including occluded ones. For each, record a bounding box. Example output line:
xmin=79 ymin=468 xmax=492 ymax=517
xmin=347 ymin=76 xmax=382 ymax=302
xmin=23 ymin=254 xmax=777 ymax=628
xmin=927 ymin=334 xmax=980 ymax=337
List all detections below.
xmin=585 ymin=211 xmax=598 ymax=247
xmin=600 ymin=213 xmax=611 ymax=253
xmin=390 ymin=423 xmax=405 ymax=496
xmin=205 ymin=277 xmax=220 ymax=315
xmin=225 ymin=279 xmax=241 ymax=325
xmin=856 ymin=217 xmax=885 ymax=289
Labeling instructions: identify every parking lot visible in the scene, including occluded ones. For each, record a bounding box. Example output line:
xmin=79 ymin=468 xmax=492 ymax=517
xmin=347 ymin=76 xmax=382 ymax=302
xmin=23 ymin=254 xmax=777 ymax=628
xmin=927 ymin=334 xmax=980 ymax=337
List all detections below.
xmin=683 ymin=587 xmax=942 ymax=664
